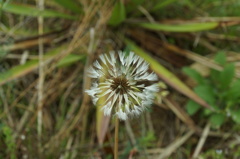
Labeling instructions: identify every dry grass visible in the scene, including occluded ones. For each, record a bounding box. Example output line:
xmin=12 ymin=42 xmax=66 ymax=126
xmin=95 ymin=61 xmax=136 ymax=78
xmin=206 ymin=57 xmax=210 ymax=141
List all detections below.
xmin=1 ymin=0 xmax=240 ymax=158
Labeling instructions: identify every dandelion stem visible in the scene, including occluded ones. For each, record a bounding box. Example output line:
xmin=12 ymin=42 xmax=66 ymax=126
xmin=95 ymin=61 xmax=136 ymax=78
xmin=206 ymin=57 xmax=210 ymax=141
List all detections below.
xmin=114 ymin=117 xmax=119 ymax=159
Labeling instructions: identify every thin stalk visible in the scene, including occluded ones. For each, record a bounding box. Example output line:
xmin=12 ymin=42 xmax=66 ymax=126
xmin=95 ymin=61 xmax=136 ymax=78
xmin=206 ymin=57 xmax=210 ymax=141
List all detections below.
xmin=114 ymin=117 xmax=119 ymax=159
xmin=36 ymin=0 xmax=44 ymax=154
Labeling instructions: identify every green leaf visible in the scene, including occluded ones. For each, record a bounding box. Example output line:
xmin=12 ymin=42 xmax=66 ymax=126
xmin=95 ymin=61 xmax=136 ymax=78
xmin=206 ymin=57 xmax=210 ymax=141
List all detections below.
xmin=108 ymin=2 xmax=126 ymax=26
xmin=54 ymin=0 xmax=82 ymax=14
xmin=186 ymin=100 xmax=201 ymax=115
xmin=209 ymin=113 xmax=225 ymax=127
xmin=182 ymin=67 xmax=205 ymax=84
xmin=203 ymin=108 xmax=212 ymax=116
xmin=214 ymin=51 xmax=226 ymax=65
xmin=138 ymin=22 xmax=219 ymax=32
xmin=194 ymin=85 xmax=215 ymax=105
xmin=226 ymin=80 xmax=240 ymax=101
xmin=231 ymin=109 xmax=240 ymax=124
xmin=125 ymin=38 xmax=210 ymax=109
xmin=219 ymin=63 xmax=235 ymax=89
xmin=126 ymin=0 xmax=144 ymax=12
xmin=139 ymin=131 xmax=156 ymax=147
xmin=57 ymin=54 xmax=85 ymax=68
xmin=210 ymin=69 xmax=221 ymax=85
xmin=1 ymin=2 xmax=76 ymax=20
xmin=226 ymin=79 xmax=240 ymax=107
xmin=153 ymin=0 xmax=177 ymax=10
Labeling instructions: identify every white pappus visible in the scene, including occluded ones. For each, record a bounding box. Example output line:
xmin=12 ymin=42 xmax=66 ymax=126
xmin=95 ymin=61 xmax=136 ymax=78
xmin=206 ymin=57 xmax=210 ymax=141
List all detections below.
xmin=85 ymin=50 xmax=159 ymax=120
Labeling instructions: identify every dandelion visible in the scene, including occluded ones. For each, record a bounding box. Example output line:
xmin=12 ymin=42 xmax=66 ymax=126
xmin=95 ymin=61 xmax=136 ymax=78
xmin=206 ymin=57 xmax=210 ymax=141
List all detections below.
xmin=86 ymin=51 xmax=159 ymax=120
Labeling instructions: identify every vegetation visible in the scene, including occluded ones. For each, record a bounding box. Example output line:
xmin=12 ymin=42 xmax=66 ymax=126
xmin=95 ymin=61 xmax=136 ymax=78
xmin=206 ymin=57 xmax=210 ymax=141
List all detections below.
xmin=1 ymin=0 xmax=240 ymax=158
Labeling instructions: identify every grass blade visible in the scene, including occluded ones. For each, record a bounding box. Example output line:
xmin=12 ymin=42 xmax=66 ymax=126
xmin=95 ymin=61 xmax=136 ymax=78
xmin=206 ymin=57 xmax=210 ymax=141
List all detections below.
xmin=0 ymin=60 xmax=38 ymax=86
xmin=54 ymin=0 xmax=82 ymax=14
xmin=137 ymin=22 xmax=219 ymax=32
xmin=0 ymin=45 xmax=70 ymax=86
xmin=57 ymin=54 xmax=85 ymax=68
xmin=153 ymin=0 xmax=178 ymax=10
xmin=108 ymin=1 xmax=126 ymax=26
xmin=1 ymin=2 xmax=77 ymax=20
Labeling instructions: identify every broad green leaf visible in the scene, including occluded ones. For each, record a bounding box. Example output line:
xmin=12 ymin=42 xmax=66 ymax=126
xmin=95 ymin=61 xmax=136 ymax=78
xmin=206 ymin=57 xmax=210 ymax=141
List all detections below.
xmin=194 ymin=85 xmax=215 ymax=105
xmin=182 ymin=67 xmax=205 ymax=84
xmin=209 ymin=113 xmax=225 ymax=127
xmin=1 ymin=2 xmax=76 ymax=20
xmin=203 ymin=108 xmax=212 ymax=116
xmin=54 ymin=0 xmax=82 ymax=14
xmin=214 ymin=51 xmax=226 ymax=65
xmin=186 ymin=100 xmax=201 ymax=115
xmin=210 ymin=69 xmax=221 ymax=85
xmin=0 ymin=45 xmax=68 ymax=86
xmin=125 ymin=38 xmax=210 ymax=109
xmin=153 ymin=0 xmax=177 ymax=10
xmin=108 ymin=2 xmax=126 ymax=26
xmin=231 ymin=109 xmax=240 ymax=124
xmin=219 ymin=63 xmax=235 ymax=89
xmin=138 ymin=22 xmax=218 ymax=32
xmin=57 ymin=54 xmax=85 ymax=68
xmin=226 ymin=80 xmax=240 ymax=101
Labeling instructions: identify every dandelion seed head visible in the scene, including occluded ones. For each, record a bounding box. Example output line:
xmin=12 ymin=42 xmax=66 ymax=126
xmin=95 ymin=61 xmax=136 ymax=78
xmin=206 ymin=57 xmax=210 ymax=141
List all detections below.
xmin=86 ymin=51 xmax=159 ymax=120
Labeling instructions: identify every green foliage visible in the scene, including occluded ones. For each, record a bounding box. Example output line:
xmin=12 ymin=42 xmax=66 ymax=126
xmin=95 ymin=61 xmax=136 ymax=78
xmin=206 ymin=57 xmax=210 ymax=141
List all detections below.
xmin=200 ymin=149 xmax=225 ymax=159
xmin=56 ymin=54 xmax=86 ymax=68
xmin=230 ymin=139 xmax=240 ymax=158
xmin=1 ymin=125 xmax=16 ymax=159
xmin=183 ymin=67 xmax=206 ymax=85
xmin=1 ymin=2 xmax=76 ymax=19
xmin=231 ymin=109 xmax=240 ymax=124
xmin=226 ymin=80 xmax=240 ymax=102
xmin=153 ymin=0 xmax=178 ymax=10
xmin=122 ymin=131 xmax=156 ymax=158
xmin=0 ymin=45 xmax=70 ymax=86
xmin=125 ymin=0 xmax=144 ymax=12
xmin=186 ymin=100 xmax=201 ymax=115
xmin=209 ymin=113 xmax=225 ymax=127
xmin=108 ymin=2 xmax=126 ymax=26
xmin=184 ymin=52 xmax=240 ymax=127
xmin=197 ymin=0 xmax=240 ymax=17
xmin=138 ymin=131 xmax=156 ymax=147
xmin=54 ymin=0 xmax=82 ymax=14
xmin=219 ymin=64 xmax=235 ymax=89
xmin=194 ymin=85 xmax=216 ymax=106
xmin=214 ymin=51 xmax=226 ymax=65
xmin=138 ymin=22 xmax=219 ymax=32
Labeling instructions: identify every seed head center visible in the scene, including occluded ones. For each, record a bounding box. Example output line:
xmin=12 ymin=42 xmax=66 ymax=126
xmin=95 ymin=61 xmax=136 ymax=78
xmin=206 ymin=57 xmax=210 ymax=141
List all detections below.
xmin=111 ymin=77 xmax=130 ymax=94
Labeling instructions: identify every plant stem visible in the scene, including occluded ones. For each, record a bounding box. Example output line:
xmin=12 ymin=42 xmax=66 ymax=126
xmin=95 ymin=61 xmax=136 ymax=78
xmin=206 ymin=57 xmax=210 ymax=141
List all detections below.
xmin=114 ymin=117 xmax=119 ymax=159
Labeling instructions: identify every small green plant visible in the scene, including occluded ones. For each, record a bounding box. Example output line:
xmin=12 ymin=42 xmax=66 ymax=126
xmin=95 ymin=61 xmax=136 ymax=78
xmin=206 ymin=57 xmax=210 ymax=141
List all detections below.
xmin=199 ymin=149 xmax=225 ymax=159
xmin=138 ymin=131 xmax=156 ymax=148
xmin=183 ymin=52 xmax=240 ymax=127
xmin=1 ymin=124 xmax=16 ymax=159
xmin=122 ymin=131 xmax=156 ymax=159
